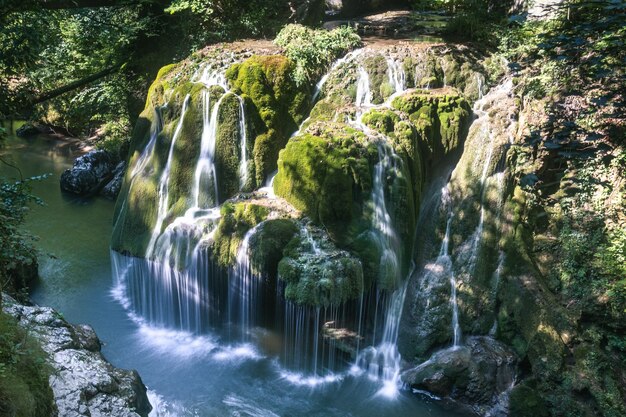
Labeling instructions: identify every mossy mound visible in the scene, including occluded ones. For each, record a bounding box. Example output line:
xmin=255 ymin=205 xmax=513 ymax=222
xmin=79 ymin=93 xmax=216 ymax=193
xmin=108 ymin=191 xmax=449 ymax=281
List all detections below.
xmin=277 ymin=228 xmax=364 ymax=307
xmin=113 ymin=51 xmax=313 ymax=257
xmin=274 ymin=127 xmax=375 ymax=242
xmin=249 ymin=219 xmax=299 ymax=277
xmin=226 ymin=55 xmax=311 ymax=187
xmin=391 ymin=90 xmax=471 ymax=161
xmin=211 ymin=202 xmax=269 ymax=268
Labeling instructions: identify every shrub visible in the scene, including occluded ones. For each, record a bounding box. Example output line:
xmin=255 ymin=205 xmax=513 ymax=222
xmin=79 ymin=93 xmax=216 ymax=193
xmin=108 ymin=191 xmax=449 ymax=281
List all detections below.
xmin=274 ymin=24 xmax=361 ymax=86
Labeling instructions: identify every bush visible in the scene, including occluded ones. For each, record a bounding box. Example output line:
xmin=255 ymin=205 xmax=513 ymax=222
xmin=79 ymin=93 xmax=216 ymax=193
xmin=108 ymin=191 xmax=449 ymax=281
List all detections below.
xmin=274 ymin=24 xmax=361 ymax=86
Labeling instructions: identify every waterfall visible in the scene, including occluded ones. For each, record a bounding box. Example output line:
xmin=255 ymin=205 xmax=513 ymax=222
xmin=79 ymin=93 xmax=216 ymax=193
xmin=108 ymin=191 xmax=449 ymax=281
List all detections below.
xmin=356 ymin=66 xmax=372 ymax=109
xmin=443 ymin=214 xmax=462 ymax=348
xmin=228 ymin=225 xmax=261 ymax=339
xmin=371 ymin=143 xmax=401 ymax=285
xmin=386 ymin=57 xmax=406 ymax=95
xmin=146 ymin=94 xmax=191 ymax=259
xmin=351 ymin=142 xmax=407 ymax=397
xmin=312 ymin=49 xmax=362 ymax=104
xmin=237 ymin=95 xmax=248 ymax=189
xmin=301 ymin=224 xmax=322 ymax=256
xmin=131 ymin=105 xmax=165 ymax=178
xmin=192 ymin=90 xmax=222 ymax=210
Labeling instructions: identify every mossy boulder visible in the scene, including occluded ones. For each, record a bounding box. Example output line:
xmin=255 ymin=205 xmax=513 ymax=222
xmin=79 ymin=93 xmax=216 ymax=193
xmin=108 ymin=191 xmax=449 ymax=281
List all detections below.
xmin=277 ymin=230 xmax=364 ymax=307
xmin=274 ymin=126 xmax=375 ymax=242
xmin=226 ymin=55 xmax=311 ymax=186
xmin=211 ymin=202 xmax=269 ymax=268
xmin=391 ymin=90 xmax=471 ymax=161
xmin=249 ymin=219 xmax=299 ymax=277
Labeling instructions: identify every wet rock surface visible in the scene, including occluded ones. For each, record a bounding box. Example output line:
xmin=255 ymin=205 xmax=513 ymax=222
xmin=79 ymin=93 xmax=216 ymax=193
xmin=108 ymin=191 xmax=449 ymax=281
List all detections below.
xmin=101 ymin=161 xmax=127 ymax=200
xmin=2 ymin=295 xmax=152 ymax=417
xmin=402 ymin=337 xmax=517 ymax=416
xmin=60 ymin=150 xmax=115 ymax=196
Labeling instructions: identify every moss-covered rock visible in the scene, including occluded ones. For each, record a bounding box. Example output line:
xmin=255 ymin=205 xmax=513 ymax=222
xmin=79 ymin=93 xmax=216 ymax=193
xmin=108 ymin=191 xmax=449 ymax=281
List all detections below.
xmin=249 ymin=219 xmax=299 ymax=276
xmin=211 ymin=202 xmax=269 ymax=268
xmin=274 ymin=127 xmax=375 ymax=242
xmin=226 ymin=55 xmax=311 ymax=186
xmin=277 ymin=228 xmax=364 ymax=307
xmin=391 ymin=90 xmax=471 ymax=160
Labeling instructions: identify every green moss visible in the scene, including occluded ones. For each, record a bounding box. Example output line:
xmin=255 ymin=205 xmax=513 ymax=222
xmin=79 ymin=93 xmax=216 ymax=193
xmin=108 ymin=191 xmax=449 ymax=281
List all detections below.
xmin=392 ymin=91 xmax=471 ymax=160
xmin=277 ymin=234 xmax=364 ymax=307
xmin=361 ymin=109 xmax=399 ymax=135
xmin=363 ymin=55 xmax=389 ymax=105
xmin=211 ymin=202 xmax=269 ymax=267
xmin=215 ymin=93 xmax=244 ymax=200
xmin=0 ymin=312 xmax=55 ymax=417
xmin=249 ymin=219 xmax=299 ymax=276
xmin=509 ymin=384 xmax=549 ymax=417
xmin=226 ymin=55 xmax=311 ymax=187
xmin=274 ymin=130 xmax=373 ymax=242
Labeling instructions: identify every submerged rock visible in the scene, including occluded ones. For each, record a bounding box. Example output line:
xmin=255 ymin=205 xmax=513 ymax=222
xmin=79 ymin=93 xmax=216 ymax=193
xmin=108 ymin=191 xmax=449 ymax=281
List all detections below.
xmin=60 ymin=150 xmax=115 ymax=196
xmin=402 ymin=337 xmax=517 ymax=416
xmin=2 ymin=295 xmax=152 ymax=417
xmin=101 ymin=161 xmax=127 ymax=200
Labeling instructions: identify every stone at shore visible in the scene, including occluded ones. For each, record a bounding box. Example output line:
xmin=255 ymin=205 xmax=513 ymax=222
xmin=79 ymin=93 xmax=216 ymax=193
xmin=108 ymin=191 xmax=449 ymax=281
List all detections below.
xmin=2 ymin=295 xmax=152 ymax=417
xmin=402 ymin=337 xmax=517 ymax=417
xmin=60 ymin=150 xmax=114 ymax=196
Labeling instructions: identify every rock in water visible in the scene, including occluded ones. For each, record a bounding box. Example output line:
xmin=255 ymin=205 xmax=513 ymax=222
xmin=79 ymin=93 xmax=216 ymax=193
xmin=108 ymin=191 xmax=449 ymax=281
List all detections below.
xmin=16 ymin=123 xmax=42 ymax=137
xmin=60 ymin=150 xmax=114 ymax=196
xmin=2 ymin=295 xmax=152 ymax=417
xmin=101 ymin=161 xmax=127 ymax=200
xmin=402 ymin=337 xmax=517 ymax=416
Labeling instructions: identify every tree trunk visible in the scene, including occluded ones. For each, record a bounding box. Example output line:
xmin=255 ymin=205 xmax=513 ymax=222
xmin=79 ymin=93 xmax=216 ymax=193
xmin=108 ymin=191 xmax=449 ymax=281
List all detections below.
xmin=30 ymin=63 xmax=123 ymax=106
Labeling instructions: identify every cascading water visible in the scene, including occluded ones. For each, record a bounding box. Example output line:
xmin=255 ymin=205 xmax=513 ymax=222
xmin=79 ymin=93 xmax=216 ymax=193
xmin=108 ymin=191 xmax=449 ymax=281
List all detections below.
xmin=386 ymin=57 xmax=406 ymax=95
xmin=228 ymin=225 xmax=261 ymax=339
xmin=356 ymin=66 xmax=372 ymax=110
xmin=146 ymin=94 xmax=191 ymax=259
xmin=237 ymin=95 xmax=248 ymax=189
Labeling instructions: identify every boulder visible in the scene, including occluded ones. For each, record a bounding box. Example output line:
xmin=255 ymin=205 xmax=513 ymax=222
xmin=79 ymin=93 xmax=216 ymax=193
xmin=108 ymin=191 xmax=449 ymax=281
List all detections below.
xmin=402 ymin=337 xmax=517 ymax=416
xmin=2 ymin=295 xmax=152 ymax=417
xmin=60 ymin=150 xmax=114 ymax=196
xmin=16 ymin=123 xmax=42 ymax=137
xmin=101 ymin=161 xmax=127 ymax=200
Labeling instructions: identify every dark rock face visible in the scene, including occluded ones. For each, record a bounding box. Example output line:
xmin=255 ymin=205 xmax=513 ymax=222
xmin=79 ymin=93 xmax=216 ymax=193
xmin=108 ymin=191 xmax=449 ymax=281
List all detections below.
xmin=325 ymin=0 xmax=410 ymax=18
xmin=60 ymin=150 xmax=114 ymax=196
xmin=16 ymin=123 xmax=42 ymax=137
xmin=2 ymin=295 xmax=152 ymax=417
xmin=101 ymin=161 xmax=127 ymax=200
xmin=402 ymin=337 xmax=517 ymax=416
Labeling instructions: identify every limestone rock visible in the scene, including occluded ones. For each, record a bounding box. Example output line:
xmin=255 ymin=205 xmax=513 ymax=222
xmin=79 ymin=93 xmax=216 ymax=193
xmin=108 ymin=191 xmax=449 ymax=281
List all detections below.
xmin=60 ymin=150 xmax=115 ymax=196
xmin=402 ymin=337 xmax=517 ymax=416
xmin=2 ymin=295 xmax=152 ymax=417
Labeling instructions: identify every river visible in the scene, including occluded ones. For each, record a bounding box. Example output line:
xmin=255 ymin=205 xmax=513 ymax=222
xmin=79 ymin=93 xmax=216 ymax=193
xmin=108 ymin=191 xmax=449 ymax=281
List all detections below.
xmin=0 ymin=133 xmax=467 ymax=417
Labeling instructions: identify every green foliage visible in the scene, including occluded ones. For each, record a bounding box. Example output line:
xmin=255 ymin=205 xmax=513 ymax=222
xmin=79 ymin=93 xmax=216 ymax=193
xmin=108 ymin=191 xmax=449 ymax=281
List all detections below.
xmin=165 ymin=0 xmax=302 ymax=46
xmin=274 ymin=24 xmax=361 ymax=86
xmin=0 ymin=166 xmax=46 ymax=295
xmin=0 ymin=312 xmax=55 ymax=417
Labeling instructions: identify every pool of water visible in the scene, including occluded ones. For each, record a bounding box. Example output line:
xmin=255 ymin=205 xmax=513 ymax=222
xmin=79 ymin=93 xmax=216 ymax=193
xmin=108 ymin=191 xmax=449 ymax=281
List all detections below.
xmin=1 ymin=134 xmax=467 ymax=417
